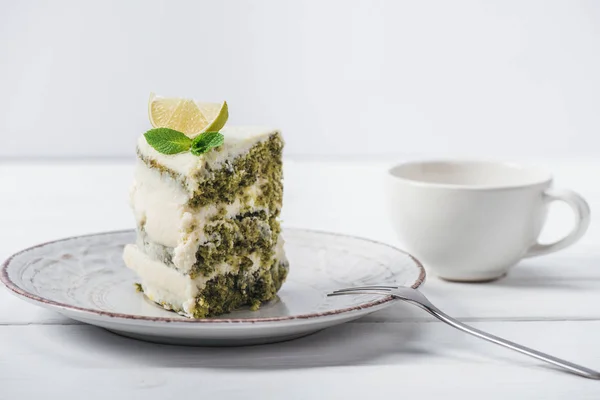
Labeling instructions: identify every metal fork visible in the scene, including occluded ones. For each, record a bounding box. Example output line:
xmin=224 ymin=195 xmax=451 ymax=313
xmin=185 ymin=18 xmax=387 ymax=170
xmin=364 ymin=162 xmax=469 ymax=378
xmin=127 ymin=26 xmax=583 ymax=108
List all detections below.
xmin=329 ymin=285 xmax=600 ymax=379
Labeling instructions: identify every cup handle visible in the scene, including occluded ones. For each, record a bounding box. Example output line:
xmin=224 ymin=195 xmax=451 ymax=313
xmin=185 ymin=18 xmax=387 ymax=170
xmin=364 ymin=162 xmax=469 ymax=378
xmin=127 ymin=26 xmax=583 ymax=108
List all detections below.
xmin=524 ymin=188 xmax=591 ymax=258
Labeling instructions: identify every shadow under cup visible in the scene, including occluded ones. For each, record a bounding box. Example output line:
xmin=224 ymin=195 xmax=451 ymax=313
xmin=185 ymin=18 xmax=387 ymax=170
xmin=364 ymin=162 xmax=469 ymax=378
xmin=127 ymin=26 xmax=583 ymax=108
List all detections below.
xmin=386 ymin=161 xmax=590 ymax=282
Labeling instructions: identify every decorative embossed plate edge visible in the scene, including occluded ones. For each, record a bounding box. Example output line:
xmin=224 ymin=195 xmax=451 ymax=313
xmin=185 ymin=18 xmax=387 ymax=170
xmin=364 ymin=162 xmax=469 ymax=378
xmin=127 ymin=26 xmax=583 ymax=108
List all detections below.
xmin=1 ymin=228 xmax=426 ymax=325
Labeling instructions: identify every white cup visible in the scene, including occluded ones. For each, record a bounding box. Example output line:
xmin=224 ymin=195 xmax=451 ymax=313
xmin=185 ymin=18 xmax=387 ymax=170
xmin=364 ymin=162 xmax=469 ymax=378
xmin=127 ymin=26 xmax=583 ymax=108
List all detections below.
xmin=386 ymin=160 xmax=590 ymax=282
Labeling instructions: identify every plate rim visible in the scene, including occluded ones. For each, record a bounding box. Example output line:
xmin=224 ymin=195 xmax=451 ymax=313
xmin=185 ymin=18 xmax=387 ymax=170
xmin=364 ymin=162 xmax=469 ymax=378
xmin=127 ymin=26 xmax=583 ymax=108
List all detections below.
xmin=1 ymin=228 xmax=426 ymax=325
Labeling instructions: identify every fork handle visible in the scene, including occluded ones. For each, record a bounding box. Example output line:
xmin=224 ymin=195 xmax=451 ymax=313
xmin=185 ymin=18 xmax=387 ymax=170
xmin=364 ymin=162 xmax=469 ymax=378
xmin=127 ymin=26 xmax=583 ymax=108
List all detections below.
xmin=417 ymin=303 xmax=600 ymax=380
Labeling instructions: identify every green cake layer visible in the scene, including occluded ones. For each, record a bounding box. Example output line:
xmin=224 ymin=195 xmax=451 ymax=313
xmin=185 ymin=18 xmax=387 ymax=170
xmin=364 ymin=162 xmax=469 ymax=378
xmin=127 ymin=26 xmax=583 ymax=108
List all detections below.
xmin=136 ymin=133 xmax=283 ymax=211
xmin=138 ymin=259 xmax=289 ymax=318
xmin=193 ymin=258 xmax=289 ymax=318
xmin=192 ymin=210 xmax=281 ymax=278
xmin=189 ymin=134 xmax=283 ymax=210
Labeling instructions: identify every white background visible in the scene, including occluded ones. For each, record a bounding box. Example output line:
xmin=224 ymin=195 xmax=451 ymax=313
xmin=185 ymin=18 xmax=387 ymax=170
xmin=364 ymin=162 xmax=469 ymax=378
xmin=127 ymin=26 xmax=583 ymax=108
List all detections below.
xmin=1 ymin=0 xmax=599 ymax=159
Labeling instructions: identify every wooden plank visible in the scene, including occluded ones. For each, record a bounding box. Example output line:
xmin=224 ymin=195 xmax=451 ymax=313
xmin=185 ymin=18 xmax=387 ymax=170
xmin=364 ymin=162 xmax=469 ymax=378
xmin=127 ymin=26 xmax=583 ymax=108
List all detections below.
xmin=1 ymin=321 xmax=599 ymax=399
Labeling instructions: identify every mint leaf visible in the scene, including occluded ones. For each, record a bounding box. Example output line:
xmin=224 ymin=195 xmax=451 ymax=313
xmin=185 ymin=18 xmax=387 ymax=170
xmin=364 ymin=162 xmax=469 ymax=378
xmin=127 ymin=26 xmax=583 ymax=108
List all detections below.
xmin=144 ymin=128 xmax=192 ymax=154
xmin=191 ymin=132 xmax=224 ymax=155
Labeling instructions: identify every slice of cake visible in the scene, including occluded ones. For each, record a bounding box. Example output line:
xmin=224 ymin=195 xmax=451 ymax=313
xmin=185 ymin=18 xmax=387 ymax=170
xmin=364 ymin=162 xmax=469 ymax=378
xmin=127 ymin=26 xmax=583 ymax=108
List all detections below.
xmin=123 ymin=96 xmax=288 ymax=318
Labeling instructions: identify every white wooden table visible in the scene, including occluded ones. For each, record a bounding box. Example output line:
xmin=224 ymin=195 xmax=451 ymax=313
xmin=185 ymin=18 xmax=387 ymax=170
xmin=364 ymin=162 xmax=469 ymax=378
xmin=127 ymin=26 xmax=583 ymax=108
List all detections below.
xmin=1 ymin=159 xmax=600 ymax=399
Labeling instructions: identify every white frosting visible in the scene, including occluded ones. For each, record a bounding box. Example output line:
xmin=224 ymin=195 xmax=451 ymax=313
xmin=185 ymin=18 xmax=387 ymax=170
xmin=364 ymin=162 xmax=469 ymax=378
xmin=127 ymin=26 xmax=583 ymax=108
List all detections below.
xmin=130 ymin=160 xmax=191 ymax=247
xmin=274 ymin=234 xmax=288 ymax=265
xmin=136 ymin=126 xmax=279 ymax=179
xmin=123 ymin=244 xmax=200 ymax=309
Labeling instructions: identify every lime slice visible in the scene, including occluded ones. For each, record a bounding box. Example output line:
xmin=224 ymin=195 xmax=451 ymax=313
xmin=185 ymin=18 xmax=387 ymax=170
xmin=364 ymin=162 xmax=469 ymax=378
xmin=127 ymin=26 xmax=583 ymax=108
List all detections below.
xmin=148 ymin=93 xmax=228 ymax=137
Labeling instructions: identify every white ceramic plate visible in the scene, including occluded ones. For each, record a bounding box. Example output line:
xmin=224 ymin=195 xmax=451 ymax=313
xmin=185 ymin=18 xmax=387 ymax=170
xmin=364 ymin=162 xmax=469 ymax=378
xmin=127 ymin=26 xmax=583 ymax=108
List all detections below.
xmin=1 ymin=228 xmax=425 ymax=346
